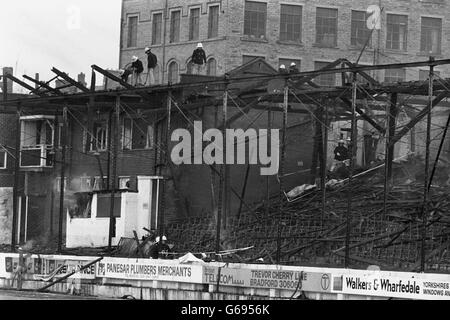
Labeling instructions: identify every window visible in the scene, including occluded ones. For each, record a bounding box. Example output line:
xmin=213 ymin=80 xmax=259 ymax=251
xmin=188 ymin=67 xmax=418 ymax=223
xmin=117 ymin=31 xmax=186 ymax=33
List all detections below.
xmin=244 ymin=1 xmax=267 ymax=39
xmin=186 ymin=60 xmax=195 ymax=74
xmin=208 ymin=5 xmax=220 ymax=38
xmin=80 ymin=177 xmax=93 ymax=192
xmin=146 ymin=125 xmax=154 ymax=149
xmin=54 ymin=177 xmax=68 ymax=192
xmin=20 ymin=117 xmax=55 ymax=167
xmin=0 ymin=150 xmax=6 ymax=169
xmin=314 ymin=62 xmax=336 ymax=86
xmin=168 ymin=61 xmax=179 ymax=84
xmin=420 ymin=17 xmax=442 ymax=54
xmin=122 ymin=117 xmax=154 ymax=150
xmin=419 ymin=69 xmax=440 ymax=81
xmin=93 ymin=176 xmax=107 ymax=191
xmin=122 ymin=118 xmax=133 ymax=150
xmin=384 ymin=69 xmax=406 ymax=83
xmin=96 ymin=194 xmax=121 ymax=218
xmin=152 ymin=13 xmax=163 ymax=45
xmin=91 ymin=121 xmax=108 ymax=152
xmin=119 ymin=177 xmax=131 ymax=189
xmin=21 ymin=119 xmax=54 ymax=148
xmin=280 ymin=4 xmax=302 ymax=42
xmin=154 ymin=65 xmax=160 ymax=84
xmin=316 ymin=7 xmax=338 ymax=47
xmin=279 ymin=58 xmax=301 ymax=71
xmin=189 ymin=8 xmax=200 ymax=41
xmin=127 ymin=16 xmax=138 ymax=48
xmin=170 ymin=10 xmax=181 ymax=43
xmin=386 ymin=14 xmax=408 ymax=51
xmin=207 ymin=58 xmax=217 ymax=76
xmin=243 ymin=55 xmax=265 ymax=64
xmin=351 ymin=10 xmax=372 ymax=47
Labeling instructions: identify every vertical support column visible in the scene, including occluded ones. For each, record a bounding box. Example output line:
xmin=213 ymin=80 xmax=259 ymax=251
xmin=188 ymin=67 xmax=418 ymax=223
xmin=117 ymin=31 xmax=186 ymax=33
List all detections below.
xmin=57 ymin=105 xmax=68 ymax=253
xmin=276 ymin=81 xmax=289 ymax=264
xmin=106 ymin=110 xmax=113 ymax=189
xmin=345 ymin=73 xmax=358 ymax=268
xmin=108 ymin=96 xmax=120 ymax=251
xmin=383 ymin=94 xmax=397 ymax=218
xmin=11 ymin=106 xmax=21 ymax=252
xmin=216 ymin=84 xmax=228 ymax=254
xmin=429 ymin=111 xmax=450 ymax=190
xmin=387 ymin=94 xmax=398 ymax=179
xmin=159 ymin=91 xmax=172 ymax=238
xmin=2 ymin=72 xmax=8 ymax=102
xmin=421 ymin=60 xmax=434 ymax=272
xmin=321 ymin=102 xmax=329 ymax=227
xmin=223 ymin=84 xmax=229 ymax=230
xmin=266 ymin=110 xmax=272 ymax=219
xmin=88 ymin=70 xmax=96 ymax=148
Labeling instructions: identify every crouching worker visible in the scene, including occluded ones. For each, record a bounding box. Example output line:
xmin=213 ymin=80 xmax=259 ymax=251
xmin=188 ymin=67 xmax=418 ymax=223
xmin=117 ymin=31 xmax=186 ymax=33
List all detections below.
xmin=149 ymin=235 xmax=172 ymax=259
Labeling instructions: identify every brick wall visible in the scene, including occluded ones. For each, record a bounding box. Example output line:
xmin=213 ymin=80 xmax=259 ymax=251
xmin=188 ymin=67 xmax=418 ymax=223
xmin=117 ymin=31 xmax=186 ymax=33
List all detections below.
xmin=121 ymin=0 xmax=450 ymax=83
xmin=0 ymin=113 xmax=17 ymax=187
xmin=0 ymin=188 xmax=13 ymax=245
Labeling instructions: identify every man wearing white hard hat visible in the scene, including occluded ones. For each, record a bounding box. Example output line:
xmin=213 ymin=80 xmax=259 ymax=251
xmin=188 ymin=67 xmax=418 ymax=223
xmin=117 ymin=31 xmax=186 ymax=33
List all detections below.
xmin=145 ymin=47 xmax=158 ymax=85
xmin=191 ymin=43 xmax=207 ymax=75
xmin=289 ymin=62 xmax=299 ymax=74
xmin=279 ymin=64 xmax=288 ymax=74
xmin=149 ymin=235 xmax=171 ymax=259
xmin=130 ymin=55 xmax=144 ymax=86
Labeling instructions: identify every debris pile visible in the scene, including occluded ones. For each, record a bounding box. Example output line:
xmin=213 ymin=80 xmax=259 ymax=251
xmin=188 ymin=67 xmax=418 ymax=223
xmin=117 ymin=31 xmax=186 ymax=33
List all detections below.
xmin=166 ymin=156 xmax=450 ymax=271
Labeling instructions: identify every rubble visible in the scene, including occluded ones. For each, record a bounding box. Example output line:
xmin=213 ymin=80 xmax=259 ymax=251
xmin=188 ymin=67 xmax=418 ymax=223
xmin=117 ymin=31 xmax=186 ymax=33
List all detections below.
xmin=165 ymin=155 xmax=450 ymax=271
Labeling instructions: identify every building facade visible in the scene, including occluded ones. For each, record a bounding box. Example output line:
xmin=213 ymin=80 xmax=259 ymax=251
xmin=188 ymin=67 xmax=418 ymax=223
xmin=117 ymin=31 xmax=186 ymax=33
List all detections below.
xmin=120 ymin=0 xmax=450 ymax=84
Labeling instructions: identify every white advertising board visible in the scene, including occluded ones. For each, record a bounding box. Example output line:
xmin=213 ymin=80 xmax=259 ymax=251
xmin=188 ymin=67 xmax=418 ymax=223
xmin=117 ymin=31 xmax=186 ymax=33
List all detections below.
xmin=96 ymin=257 xmax=204 ymax=283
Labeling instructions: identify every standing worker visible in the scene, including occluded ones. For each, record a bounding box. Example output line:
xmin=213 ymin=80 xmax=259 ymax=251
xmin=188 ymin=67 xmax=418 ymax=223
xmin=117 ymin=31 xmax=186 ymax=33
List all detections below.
xmin=331 ymin=140 xmax=349 ymax=171
xmin=149 ymin=235 xmax=171 ymax=259
xmin=191 ymin=43 xmax=207 ymax=75
xmin=289 ymin=62 xmax=299 ymax=74
xmin=145 ymin=47 xmax=157 ymax=86
xmin=131 ymin=56 xmax=144 ymax=86
xmin=279 ymin=64 xmax=288 ymax=74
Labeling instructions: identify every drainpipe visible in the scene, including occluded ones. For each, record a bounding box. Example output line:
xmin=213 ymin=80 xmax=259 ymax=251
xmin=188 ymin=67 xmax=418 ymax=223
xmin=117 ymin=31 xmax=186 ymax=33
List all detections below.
xmin=162 ymin=0 xmax=169 ymax=84
xmin=118 ymin=0 xmax=125 ymax=69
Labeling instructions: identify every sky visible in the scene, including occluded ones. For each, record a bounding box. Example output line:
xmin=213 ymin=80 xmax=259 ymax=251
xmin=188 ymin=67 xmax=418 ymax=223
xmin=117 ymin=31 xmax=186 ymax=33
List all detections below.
xmin=0 ymin=0 xmax=122 ymax=92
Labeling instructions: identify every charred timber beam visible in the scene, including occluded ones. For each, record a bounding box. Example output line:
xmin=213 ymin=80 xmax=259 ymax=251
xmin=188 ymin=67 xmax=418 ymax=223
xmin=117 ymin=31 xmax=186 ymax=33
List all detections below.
xmin=91 ymin=65 xmax=151 ymax=100
xmin=23 ymin=74 xmax=62 ymax=95
xmin=3 ymin=74 xmax=47 ymax=96
xmin=340 ymin=97 xmax=385 ymax=134
xmin=51 ymin=67 xmax=90 ymax=93
xmin=390 ymin=90 xmax=450 ymax=146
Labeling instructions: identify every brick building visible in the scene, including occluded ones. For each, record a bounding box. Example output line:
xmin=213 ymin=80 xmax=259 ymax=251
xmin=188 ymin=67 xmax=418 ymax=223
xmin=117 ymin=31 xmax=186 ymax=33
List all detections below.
xmin=2 ymin=0 xmax=450 ymax=248
xmin=119 ymin=0 xmax=450 ymax=84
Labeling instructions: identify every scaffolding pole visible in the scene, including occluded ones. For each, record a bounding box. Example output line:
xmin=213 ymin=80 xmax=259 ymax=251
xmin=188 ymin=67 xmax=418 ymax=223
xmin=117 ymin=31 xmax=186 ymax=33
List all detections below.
xmin=216 ymin=85 xmax=228 ymax=254
xmin=11 ymin=106 xmax=21 ymax=252
xmin=421 ymin=60 xmax=434 ymax=272
xmin=57 ymin=105 xmax=68 ymax=253
xmin=383 ymin=94 xmax=397 ymax=218
xmin=159 ymin=91 xmax=172 ymax=238
xmin=108 ymin=96 xmax=120 ymax=251
xmin=266 ymin=110 xmax=272 ymax=219
xmin=321 ymin=102 xmax=328 ymax=227
xmin=345 ymin=73 xmax=358 ymax=268
xmin=276 ymin=81 xmax=289 ymax=264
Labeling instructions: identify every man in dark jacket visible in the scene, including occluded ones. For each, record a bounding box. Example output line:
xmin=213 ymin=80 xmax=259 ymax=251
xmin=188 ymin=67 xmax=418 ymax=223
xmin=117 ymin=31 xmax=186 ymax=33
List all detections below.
xmin=149 ymin=236 xmax=171 ymax=259
xmin=289 ymin=62 xmax=299 ymax=74
xmin=191 ymin=43 xmax=207 ymax=75
xmin=331 ymin=140 xmax=349 ymax=172
xmin=130 ymin=56 xmax=144 ymax=86
xmin=145 ymin=47 xmax=157 ymax=85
